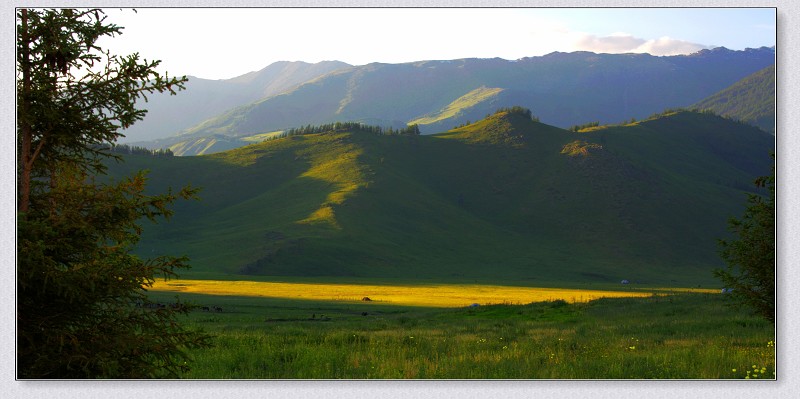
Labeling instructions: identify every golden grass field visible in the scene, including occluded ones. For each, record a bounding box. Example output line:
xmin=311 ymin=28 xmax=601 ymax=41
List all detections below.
xmin=150 ymin=279 xmax=716 ymax=308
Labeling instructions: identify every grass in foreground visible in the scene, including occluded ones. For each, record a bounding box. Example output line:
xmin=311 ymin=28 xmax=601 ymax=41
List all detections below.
xmin=146 ymin=288 xmax=775 ymax=379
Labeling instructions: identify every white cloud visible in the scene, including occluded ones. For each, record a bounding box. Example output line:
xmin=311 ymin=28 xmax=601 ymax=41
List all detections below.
xmin=572 ymin=33 xmax=646 ymax=53
xmin=100 ymin=9 xmax=724 ymax=79
xmin=633 ymin=36 xmax=711 ymax=56
xmin=571 ymin=33 xmax=710 ymax=56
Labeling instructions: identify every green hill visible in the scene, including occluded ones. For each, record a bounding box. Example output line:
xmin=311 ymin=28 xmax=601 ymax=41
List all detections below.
xmin=692 ymin=64 xmax=775 ymax=134
xmin=110 ymin=110 xmax=773 ymax=287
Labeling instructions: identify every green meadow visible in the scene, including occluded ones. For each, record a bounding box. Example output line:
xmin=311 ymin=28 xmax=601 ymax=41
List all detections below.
xmin=146 ymin=288 xmax=774 ymax=379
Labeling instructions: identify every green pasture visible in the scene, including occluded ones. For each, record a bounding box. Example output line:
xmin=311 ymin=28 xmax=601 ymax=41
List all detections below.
xmin=146 ymin=290 xmax=775 ymax=379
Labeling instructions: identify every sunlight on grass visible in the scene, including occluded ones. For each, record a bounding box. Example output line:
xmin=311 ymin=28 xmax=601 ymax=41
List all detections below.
xmin=561 ymin=140 xmax=603 ymax=157
xmin=149 ymin=279 xmax=705 ymax=308
xmin=296 ymin=134 xmax=367 ymax=227
xmin=409 ymin=86 xmax=504 ymax=125
xmin=240 ymin=130 xmax=286 ymax=142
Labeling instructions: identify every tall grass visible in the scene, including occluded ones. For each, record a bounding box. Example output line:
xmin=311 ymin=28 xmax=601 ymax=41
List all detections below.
xmin=160 ymin=292 xmax=774 ymax=379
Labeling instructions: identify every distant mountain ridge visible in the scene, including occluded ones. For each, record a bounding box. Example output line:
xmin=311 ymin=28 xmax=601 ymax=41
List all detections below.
xmin=119 ymin=60 xmax=351 ymax=142
xmin=163 ymin=47 xmax=773 ymax=144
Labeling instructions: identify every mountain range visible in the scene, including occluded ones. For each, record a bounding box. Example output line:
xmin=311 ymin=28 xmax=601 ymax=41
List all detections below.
xmin=127 ymin=47 xmax=774 ymax=156
xmin=110 ymin=109 xmax=774 ymax=286
xmin=121 ymin=60 xmax=351 ymax=142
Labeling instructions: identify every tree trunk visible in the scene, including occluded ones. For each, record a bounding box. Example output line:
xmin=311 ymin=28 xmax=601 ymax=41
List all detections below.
xmin=18 ymin=9 xmax=31 ymax=213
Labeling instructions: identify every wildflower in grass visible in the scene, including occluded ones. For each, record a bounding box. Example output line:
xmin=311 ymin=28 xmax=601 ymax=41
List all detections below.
xmin=767 ymin=340 xmax=774 ymax=348
xmin=732 ymin=368 xmax=737 ymax=373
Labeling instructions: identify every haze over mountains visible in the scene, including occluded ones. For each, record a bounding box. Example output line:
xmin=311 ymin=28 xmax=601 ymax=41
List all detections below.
xmin=122 ymin=60 xmax=350 ymax=142
xmin=126 ymin=46 xmax=775 ymax=156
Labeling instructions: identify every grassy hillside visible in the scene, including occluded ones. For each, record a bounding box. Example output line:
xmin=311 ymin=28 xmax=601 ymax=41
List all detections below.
xmin=692 ymin=64 xmax=775 ymax=134
xmin=408 ymin=86 xmax=503 ymax=125
xmin=110 ymin=110 xmax=773 ymax=287
xmin=166 ymin=131 xmax=289 ymax=156
xmin=168 ymin=135 xmax=250 ymax=156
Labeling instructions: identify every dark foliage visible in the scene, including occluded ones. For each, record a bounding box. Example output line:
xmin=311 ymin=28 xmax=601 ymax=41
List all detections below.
xmin=18 ymin=168 xmax=211 ymax=378
xmin=714 ymin=156 xmax=775 ymax=322
xmin=17 ymin=8 xmax=211 ymax=378
xmin=282 ymin=121 xmax=420 ymax=138
xmin=494 ymin=106 xmax=539 ymax=122
xmin=108 ymin=143 xmax=174 ymax=157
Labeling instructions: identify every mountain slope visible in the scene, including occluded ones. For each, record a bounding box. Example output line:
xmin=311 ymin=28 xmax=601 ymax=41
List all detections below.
xmin=692 ymin=64 xmax=775 ymax=133
xmin=408 ymin=86 xmax=504 ymax=125
xmin=120 ymin=60 xmax=351 ymax=143
xmin=167 ymin=134 xmax=250 ymax=156
xmin=175 ymin=47 xmax=774 ymax=141
xmin=111 ymin=110 xmax=773 ymax=286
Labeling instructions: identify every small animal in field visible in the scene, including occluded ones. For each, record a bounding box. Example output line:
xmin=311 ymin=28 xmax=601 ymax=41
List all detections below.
xmin=361 ymin=297 xmax=372 ymax=301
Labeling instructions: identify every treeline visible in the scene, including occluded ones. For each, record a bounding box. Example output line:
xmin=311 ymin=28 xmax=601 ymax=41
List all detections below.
xmin=494 ymin=106 xmax=540 ymax=122
xmin=107 ymin=143 xmax=174 ymax=157
xmin=455 ymin=106 xmax=541 ymax=129
xmin=282 ymin=121 xmax=421 ymax=138
xmin=568 ymin=121 xmax=600 ymax=132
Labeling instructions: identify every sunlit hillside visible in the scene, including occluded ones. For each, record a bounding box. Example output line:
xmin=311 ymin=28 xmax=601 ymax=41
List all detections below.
xmin=693 ymin=64 xmax=775 ymax=134
xmin=110 ymin=109 xmax=773 ymax=287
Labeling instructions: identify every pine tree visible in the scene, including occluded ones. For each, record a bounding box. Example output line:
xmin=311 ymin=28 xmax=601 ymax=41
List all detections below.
xmin=17 ymin=8 xmax=212 ymax=378
xmin=714 ymin=155 xmax=775 ymax=322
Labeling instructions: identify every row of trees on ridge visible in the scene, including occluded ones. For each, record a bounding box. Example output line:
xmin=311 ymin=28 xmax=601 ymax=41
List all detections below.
xmin=283 ymin=121 xmax=421 ymax=137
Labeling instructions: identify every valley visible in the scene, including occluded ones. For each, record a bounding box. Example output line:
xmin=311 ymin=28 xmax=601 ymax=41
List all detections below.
xmin=16 ymin=8 xmax=778 ymax=382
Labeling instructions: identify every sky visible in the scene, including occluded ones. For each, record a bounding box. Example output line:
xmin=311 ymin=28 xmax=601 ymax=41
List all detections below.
xmin=92 ymin=7 xmax=776 ymax=81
